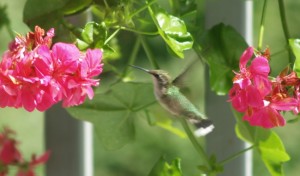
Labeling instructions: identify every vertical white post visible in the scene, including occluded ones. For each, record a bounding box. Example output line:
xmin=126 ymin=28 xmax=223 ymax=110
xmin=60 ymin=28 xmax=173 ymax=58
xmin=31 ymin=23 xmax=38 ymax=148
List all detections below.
xmin=205 ymin=0 xmax=253 ymax=176
xmin=45 ymin=12 xmax=93 ymax=176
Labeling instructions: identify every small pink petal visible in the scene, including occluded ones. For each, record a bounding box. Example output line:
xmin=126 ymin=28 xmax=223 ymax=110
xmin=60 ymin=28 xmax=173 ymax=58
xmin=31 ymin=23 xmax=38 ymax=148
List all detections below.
xmin=252 ymin=75 xmax=272 ymax=97
xmin=245 ymin=85 xmax=264 ymax=108
xmin=249 ymin=56 xmax=270 ymax=76
xmin=229 ymin=84 xmax=248 ymax=112
xmin=52 ymin=43 xmax=80 ymax=73
xmin=239 ymin=47 xmax=253 ymax=71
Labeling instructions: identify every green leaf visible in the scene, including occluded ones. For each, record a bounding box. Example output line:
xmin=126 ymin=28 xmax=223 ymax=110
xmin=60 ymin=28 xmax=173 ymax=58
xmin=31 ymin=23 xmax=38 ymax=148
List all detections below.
xmin=147 ymin=1 xmax=193 ymax=58
xmin=62 ymin=0 xmax=92 ymax=15
xmin=76 ymin=22 xmax=107 ymax=50
xmin=144 ymin=106 xmax=187 ymax=138
xmin=197 ymin=23 xmax=248 ymax=95
xmin=289 ymin=39 xmax=300 ymax=75
xmin=0 ymin=5 xmax=9 ymax=30
xmin=148 ymin=157 xmax=183 ymax=176
xmin=67 ymin=82 xmax=156 ymax=150
xmin=23 ymin=0 xmax=91 ymax=34
xmin=233 ymin=109 xmax=290 ymax=176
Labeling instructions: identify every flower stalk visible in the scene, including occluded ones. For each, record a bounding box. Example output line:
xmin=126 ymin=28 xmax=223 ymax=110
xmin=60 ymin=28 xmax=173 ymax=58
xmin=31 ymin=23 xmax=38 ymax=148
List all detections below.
xmin=278 ymin=0 xmax=294 ymax=63
xmin=179 ymin=118 xmax=212 ymax=171
xmin=258 ymin=0 xmax=268 ymax=51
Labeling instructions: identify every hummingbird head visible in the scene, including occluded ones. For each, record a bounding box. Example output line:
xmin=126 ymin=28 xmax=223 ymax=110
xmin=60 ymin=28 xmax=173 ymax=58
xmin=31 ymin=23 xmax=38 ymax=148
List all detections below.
xmin=129 ymin=65 xmax=172 ymax=87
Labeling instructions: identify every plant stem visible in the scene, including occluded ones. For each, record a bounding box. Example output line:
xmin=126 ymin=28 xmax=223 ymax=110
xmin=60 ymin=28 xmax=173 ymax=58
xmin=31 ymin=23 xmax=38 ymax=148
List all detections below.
xmin=129 ymin=0 xmax=158 ymax=19
xmin=219 ymin=145 xmax=255 ymax=165
xmin=121 ymin=37 xmax=141 ymax=78
xmin=278 ymin=0 xmax=293 ymax=63
xmin=115 ymin=26 xmax=159 ymax=36
xmin=258 ymin=0 xmax=268 ymax=51
xmin=140 ymin=36 xmax=160 ymax=69
xmin=104 ymin=28 xmax=121 ymax=45
xmin=179 ymin=118 xmax=211 ymax=170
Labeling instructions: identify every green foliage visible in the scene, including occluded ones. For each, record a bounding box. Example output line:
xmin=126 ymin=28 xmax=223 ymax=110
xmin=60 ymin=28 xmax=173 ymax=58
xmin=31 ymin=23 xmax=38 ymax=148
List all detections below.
xmin=233 ymin=110 xmax=290 ymax=176
xmin=198 ymin=23 xmax=248 ymax=95
xmin=148 ymin=157 xmax=182 ymax=176
xmin=23 ymin=0 xmax=65 ymax=29
xmin=289 ymin=39 xmax=300 ymax=75
xmin=76 ymin=22 xmax=107 ymax=50
xmin=23 ymin=0 xmax=93 ymax=40
xmin=147 ymin=1 xmax=194 ymax=58
xmin=0 ymin=5 xmax=9 ymax=30
xmin=197 ymin=155 xmax=223 ymax=175
xmin=67 ymin=82 xmax=156 ymax=150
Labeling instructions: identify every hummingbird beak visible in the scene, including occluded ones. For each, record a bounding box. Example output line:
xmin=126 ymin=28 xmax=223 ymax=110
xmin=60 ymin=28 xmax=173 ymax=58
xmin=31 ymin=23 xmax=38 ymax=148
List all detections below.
xmin=129 ymin=65 xmax=151 ymax=73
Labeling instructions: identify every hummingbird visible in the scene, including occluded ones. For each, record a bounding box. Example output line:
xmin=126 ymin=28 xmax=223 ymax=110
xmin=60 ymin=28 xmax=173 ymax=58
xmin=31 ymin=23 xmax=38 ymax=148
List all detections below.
xmin=130 ymin=65 xmax=214 ymax=136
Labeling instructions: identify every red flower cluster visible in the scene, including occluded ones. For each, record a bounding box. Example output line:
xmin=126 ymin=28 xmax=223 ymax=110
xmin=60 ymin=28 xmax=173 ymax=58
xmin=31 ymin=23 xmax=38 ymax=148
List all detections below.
xmin=0 ymin=127 xmax=49 ymax=176
xmin=0 ymin=26 xmax=103 ymax=111
xmin=229 ymin=47 xmax=299 ymax=128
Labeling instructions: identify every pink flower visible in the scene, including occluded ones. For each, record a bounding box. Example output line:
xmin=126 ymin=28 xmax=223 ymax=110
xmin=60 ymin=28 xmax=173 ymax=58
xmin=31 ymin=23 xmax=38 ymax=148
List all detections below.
xmin=229 ymin=47 xmax=271 ymax=112
xmin=0 ymin=127 xmax=50 ymax=176
xmin=228 ymin=47 xmax=299 ymax=128
xmin=62 ymin=49 xmax=103 ymax=107
xmin=17 ymin=151 xmax=50 ymax=176
xmin=0 ymin=26 xmax=103 ymax=111
xmin=0 ymin=129 xmax=21 ymax=165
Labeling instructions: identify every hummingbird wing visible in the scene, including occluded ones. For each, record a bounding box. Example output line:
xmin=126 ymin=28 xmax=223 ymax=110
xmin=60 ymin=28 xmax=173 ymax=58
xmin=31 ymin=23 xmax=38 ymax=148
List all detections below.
xmin=172 ymin=57 xmax=204 ymax=108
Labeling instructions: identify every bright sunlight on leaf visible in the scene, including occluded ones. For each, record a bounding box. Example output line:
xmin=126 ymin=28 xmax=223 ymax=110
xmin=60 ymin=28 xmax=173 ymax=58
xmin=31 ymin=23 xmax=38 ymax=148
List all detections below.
xmin=147 ymin=1 xmax=193 ymax=58
xmin=289 ymin=39 xmax=300 ymax=75
xmin=148 ymin=157 xmax=182 ymax=176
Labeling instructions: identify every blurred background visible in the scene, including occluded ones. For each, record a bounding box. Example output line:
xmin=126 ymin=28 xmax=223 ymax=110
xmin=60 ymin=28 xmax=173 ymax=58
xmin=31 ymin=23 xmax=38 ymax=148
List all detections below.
xmin=1 ymin=0 xmax=300 ymax=175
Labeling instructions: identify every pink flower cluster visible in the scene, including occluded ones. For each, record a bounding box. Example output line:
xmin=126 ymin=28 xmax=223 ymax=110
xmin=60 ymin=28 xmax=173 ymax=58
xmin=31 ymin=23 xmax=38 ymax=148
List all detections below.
xmin=0 ymin=26 xmax=103 ymax=112
xmin=229 ymin=47 xmax=300 ymax=128
xmin=0 ymin=127 xmax=49 ymax=176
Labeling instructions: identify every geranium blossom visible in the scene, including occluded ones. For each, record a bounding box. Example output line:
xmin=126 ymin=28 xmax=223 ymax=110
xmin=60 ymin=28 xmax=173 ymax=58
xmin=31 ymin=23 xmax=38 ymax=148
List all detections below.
xmin=229 ymin=47 xmax=298 ymax=128
xmin=0 ymin=26 xmax=103 ymax=112
xmin=0 ymin=127 xmax=49 ymax=176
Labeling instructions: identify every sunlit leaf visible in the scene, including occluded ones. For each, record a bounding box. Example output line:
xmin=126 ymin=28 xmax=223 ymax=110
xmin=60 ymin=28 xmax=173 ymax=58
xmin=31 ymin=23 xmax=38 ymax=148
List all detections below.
xmin=148 ymin=157 xmax=183 ymax=176
xmin=289 ymin=39 xmax=300 ymax=75
xmin=67 ymin=82 xmax=156 ymax=150
xmin=233 ymin=109 xmax=290 ymax=176
xmin=76 ymin=22 xmax=107 ymax=50
xmin=197 ymin=23 xmax=248 ymax=95
xmin=147 ymin=1 xmax=193 ymax=58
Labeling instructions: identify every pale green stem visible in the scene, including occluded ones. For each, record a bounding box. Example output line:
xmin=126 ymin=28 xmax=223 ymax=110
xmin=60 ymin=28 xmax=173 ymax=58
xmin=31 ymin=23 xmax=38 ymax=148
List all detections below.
xmin=115 ymin=26 xmax=159 ymax=36
xmin=104 ymin=28 xmax=121 ymax=45
xmin=258 ymin=0 xmax=268 ymax=50
xmin=179 ymin=118 xmax=211 ymax=170
xmin=129 ymin=0 xmax=158 ymax=19
xmin=219 ymin=145 xmax=255 ymax=165
xmin=140 ymin=36 xmax=160 ymax=69
xmin=121 ymin=37 xmax=141 ymax=78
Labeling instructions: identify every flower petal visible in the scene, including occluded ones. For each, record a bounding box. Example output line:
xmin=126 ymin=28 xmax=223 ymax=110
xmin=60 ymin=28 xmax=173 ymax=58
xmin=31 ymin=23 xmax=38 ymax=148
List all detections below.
xmin=243 ymin=107 xmax=285 ymax=128
xmin=249 ymin=56 xmax=270 ymax=76
xmin=239 ymin=47 xmax=253 ymax=70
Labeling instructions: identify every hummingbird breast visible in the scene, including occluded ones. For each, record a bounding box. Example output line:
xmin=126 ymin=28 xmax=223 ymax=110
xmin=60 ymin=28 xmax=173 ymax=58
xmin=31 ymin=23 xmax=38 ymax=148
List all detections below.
xmin=154 ymin=85 xmax=205 ymax=120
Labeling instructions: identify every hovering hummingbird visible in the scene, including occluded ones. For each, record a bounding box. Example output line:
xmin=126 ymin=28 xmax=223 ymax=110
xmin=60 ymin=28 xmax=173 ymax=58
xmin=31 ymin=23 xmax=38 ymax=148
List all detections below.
xmin=130 ymin=65 xmax=214 ymax=136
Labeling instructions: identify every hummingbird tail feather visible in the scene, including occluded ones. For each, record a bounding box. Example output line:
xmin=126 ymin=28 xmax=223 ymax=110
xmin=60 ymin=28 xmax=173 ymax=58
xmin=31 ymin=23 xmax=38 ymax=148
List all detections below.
xmin=189 ymin=119 xmax=214 ymax=137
